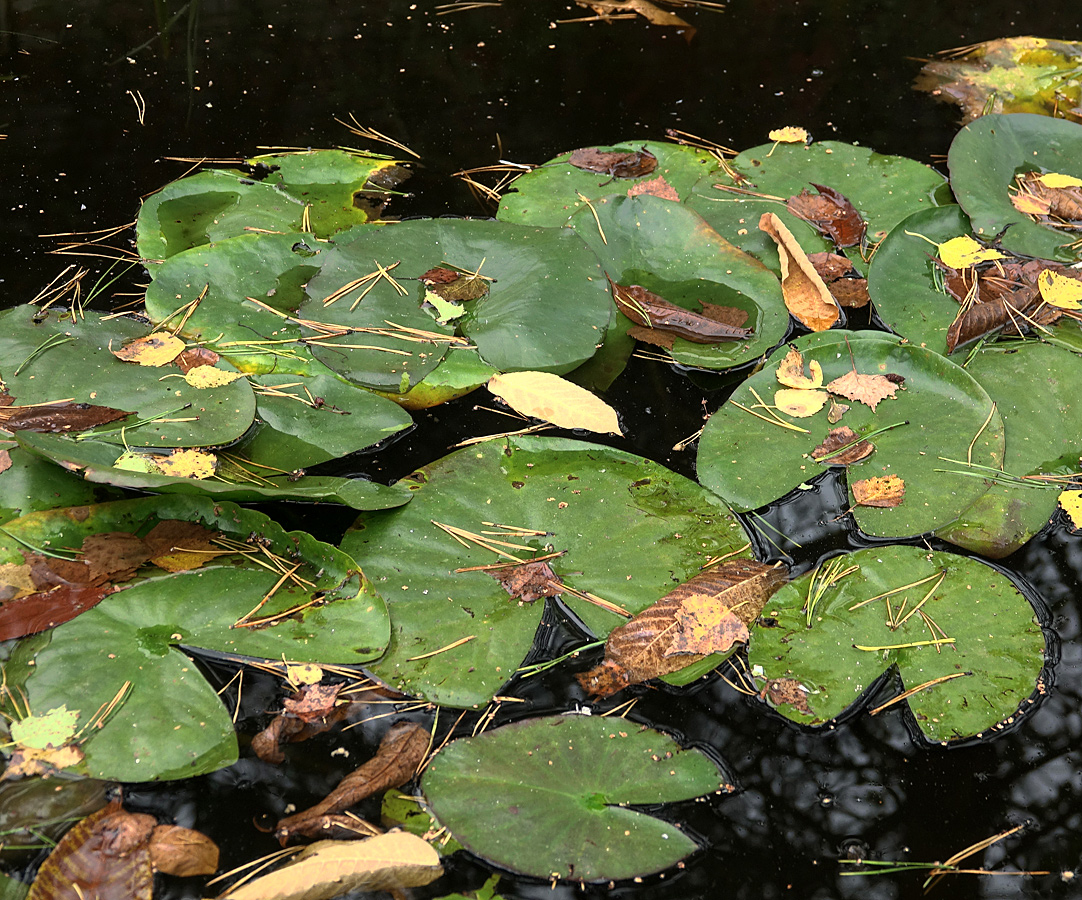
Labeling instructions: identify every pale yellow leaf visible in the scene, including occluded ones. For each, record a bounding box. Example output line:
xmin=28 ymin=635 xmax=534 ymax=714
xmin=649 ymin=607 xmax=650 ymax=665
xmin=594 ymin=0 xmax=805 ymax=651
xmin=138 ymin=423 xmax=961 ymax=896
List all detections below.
xmin=774 ymin=388 xmax=828 ymax=417
xmin=1038 ymin=269 xmax=1082 ymax=310
xmin=224 ymin=833 xmax=443 ymax=900
xmin=288 ymin=663 xmax=324 ymax=686
xmin=775 ymin=346 xmax=824 ymax=389
xmin=488 ymin=371 xmax=622 ymax=435
xmin=111 ymin=333 xmax=186 ymax=367
xmin=155 ymin=449 xmax=217 ymax=480
xmin=183 ymin=365 xmax=245 ymax=388
xmin=768 ymin=126 xmax=809 ymax=143
xmin=937 ymin=235 xmax=1005 ymax=269
xmin=1060 ymin=490 xmax=1082 ymax=529
xmin=1037 ymin=172 xmax=1082 ymax=189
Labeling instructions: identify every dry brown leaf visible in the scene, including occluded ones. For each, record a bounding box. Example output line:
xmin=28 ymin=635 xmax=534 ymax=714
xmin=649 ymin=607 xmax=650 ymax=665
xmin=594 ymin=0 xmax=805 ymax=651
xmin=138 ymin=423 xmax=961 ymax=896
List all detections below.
xmin=0 ymin=402 xmax=133 ymax=435
xmin=852 ymin=474 xmax=906 ymax=508
xmin=488 ymin=371 xmax=621 ymax=435
xmin=760 ymin=677 xmax=812 ymax=715
xmin=1013 ymin=171 xmax=1082 ymax=226
xmin=627 ymin=174 xmax=680 ymax=201
xmin=0 ymin=447 xmax=11 ymax=474
xmin=148 ymin=824 xmax=219 ymax=877
xmin=826 ymin=369 xmax=898 ymax=411
xmin=2 ymin=743 xmax=85 ymax=779
xmin=173 ymin=346 xmax=220 ymax=373
xmin=143 ymin=519 xmax=229 ymax=572
xmin=81 ymin=532 xmax=153 ymax=583
xmin=774 ymin=388 xmax=828 ymax=418
xmin=0 ymin=581 xmax=111 ymax=641
xmin=612 ymin=281 xmax=753 ymax=343
xmin=577 ymin=560 xmax=788 ymax=697
xmin=775 ymin=346 xmax=824 ymax=389
xmin=807 ymin=252 xmax=870 ymax=308
xmin=758 ymin=212 xmax=841 ymax=331
xmin=111 ymin=333 xmax=185 ymax=367
xmin=486 ymin=559 xmax=563 ymax=603
xmin=568 ymin=145 xmax=658 ymax=179
xmin=252 ymin=684 xmax=353 ymax=765
xmin=787 ymin=184 xmax=867 ymax=248
xmin=223 ymin=833 xmax=443 ymax=900
xmin=810 ymin=426 xmax=875 ymax=466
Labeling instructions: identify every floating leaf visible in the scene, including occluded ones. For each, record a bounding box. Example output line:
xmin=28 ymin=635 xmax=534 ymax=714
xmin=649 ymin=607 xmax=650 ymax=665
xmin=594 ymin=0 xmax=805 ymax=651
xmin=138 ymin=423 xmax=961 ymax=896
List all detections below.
xmin=807 ymin=252 xmax=870 ymax=308
xmin=825 ymin=368 xmax=899 ymax=411
xmin=153 ymin=448 xmax=217 ymax=479
xmin=486 ymin=558 xmax=562 ymax=603
xmin=611 ymin=281 xmax=752 ymax=343
xmin=182 ymin=366 xmax=246 ymax=388
xmin=937 ymin=235 xmax=1006 ymax=268
xmin=147 ymin=824 xmax=219 ymax=877
xmin=9 ymin=705 xmax=79 ymax=750
xmin=787 ymin=183 xmax=866 ymax=248
xmin=487 ymin=371 xmax=621 ymax=435
xmin=810 ymin=426 xmax=874 ymax=465
xmin=0 ymin=403 xmax=133 ymax=435
xmin=1038 ymin=268 xmax=1082 ymax=309
xmin=1060 ymin=490 xmax=1082 ymax=528
xmin=774 ymin=388 xmax=828 ymax=418
xmin=626 ymin=174 xmax=680 ymax=201
xmin=851 ymin=474 xmax=905 ymax=508
xmin=568 ymin=146 xmax=658 ymax=179
xmin=768 ymin=126 xmax=809 ymax=143
xmin=759 ymin=212 xmax=841 ymax=331
xmin=110 ymin=333 xmax=185 ymax=367
xmin=775 ymin=346 xmax=824 ymax=389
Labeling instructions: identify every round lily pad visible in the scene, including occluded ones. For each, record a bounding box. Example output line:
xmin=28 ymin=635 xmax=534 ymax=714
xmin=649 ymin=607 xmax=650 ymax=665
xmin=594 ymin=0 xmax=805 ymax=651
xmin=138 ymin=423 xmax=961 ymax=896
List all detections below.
xmin=341 ymin=435 xmax=751 ymax=708
xmin=0 ymin=443 xmax=122 ymax=525
xmin=749 ymin=545 xmax=1047 ymax=743
xmin=0 ymin=307 xmax=255 ymax=449
xmin=935 ymin=341 xmax=1082 ymax=557
xmin=696 ymin=331 xmax=1004 ymax=538
xmin=947 ymin=113 xmax=1082 ymax=261
xmin=497 ymin=141 xmax=721 ymax=228
xmin=422 ymin=715 xmax=724 ymax=881
xmin=569 ymin=194 xmax=787 ymax=372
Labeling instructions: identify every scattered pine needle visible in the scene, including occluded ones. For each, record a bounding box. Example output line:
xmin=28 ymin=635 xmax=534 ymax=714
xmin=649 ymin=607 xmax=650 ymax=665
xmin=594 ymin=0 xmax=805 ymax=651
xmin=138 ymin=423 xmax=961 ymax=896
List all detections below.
xmin=407 ymin=635 xmax=476 ymax=661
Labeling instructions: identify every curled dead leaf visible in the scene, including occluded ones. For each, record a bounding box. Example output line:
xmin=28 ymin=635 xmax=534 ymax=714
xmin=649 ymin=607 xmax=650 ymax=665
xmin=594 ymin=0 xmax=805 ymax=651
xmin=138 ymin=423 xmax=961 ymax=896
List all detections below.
xmin=486 ymin=559 xmax=563 ymax=603
xmin=807 ymin=252 xmax=870 ymax=308
xmin=612 ymin=281 xmax=752 ymax=344
xmin=787 ymin=184 xmax=867 ymax=248
xmin=775 ymin=346 xmax=824 ymax=390
xmin=758 ymin=213 xmax=841 ymax=331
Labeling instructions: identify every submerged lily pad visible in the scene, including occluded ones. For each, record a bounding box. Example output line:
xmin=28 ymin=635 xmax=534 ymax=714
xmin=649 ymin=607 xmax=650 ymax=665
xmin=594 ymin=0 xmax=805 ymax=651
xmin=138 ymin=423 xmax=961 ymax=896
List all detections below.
xmin=569 ymin=195 xmax=786 ymax=372
xmin=696 ymin=332 xmax=1004 ymax=538
xmin=749 ymin=545 xmax=1046 ymax=743
xmin=137 ymin=149 xmax=405 ymax=262
xmin=0 ymin=307 xmax=255 ymax=449
xmin=1 ymin=495 xmax=387 ymax=781
xmin=948 ymin=113 xmax=1082 ymax=261
xmin=422 ymin=715 xmax=724 ymax=880
xmin=341 ymin=435 xmax=751 ymax=708
xmin=497 ymin=141 xmax=721 ymax=228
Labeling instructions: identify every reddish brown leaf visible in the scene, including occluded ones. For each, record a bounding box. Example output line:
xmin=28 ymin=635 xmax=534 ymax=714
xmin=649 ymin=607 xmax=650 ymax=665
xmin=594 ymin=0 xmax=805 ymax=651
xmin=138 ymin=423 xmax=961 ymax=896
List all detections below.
xmin=419 ymin=267 xmax=459 ymax=285
xmin=787 ymin=184 xmax=867 ymax=248
xmin=80 ymin=532 xmax=153 ymax=584
xmin=810 ymin=426 xmax=875 ymax=466
xmin=0 ymin=448 xmax=12 ymax=475
xmin=276 ymin=721 xmax=430 ymax=845
xmin=568 ymin=146 xmax=658 ymax=179
xmin=0 ymin=582 xmax=110 ymax=641
xmin=627 ymin=174 xmax=680 ymax=202
xmin=612 ymin=281 xmax=752 ymax=344
xmin=173 ymin=346 xmax=220 ymax=373
xmin=852 ymin=474 xmax=906 ymax=508
xmin=486 ymin=560 xmax=562 ymax=603
xmin=761 ymin=677 xmax=812 ymax=715
xmin=577 ymin=560 xmax=788 ymax=697
xmin=826 ymin=369 xmax=898 ymax=411
xmin=807 ymin=252 xmax=870 ymax=308
xmin=148 ymin=824 xmax=219 ymax=877
xmin=143 ymin=519 xmax=228 ymax=572
xmin=0 ymin=402 xmax=132 ymax=434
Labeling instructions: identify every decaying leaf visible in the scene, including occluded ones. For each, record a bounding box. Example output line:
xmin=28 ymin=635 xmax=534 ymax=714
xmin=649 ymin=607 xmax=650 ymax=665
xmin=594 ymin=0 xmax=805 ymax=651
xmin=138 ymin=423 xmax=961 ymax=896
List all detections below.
xmin=251 ymin=686 xmax=353 ymax=766
xmin=183 ymin=366 xmax=246 ymax=388
xmin=826 ymin=396 xmax=849 ymax=424
xmin=0 ymin=402 xmax=132 ymax=435
xmin=0 ymin=580 xmax=111 ymax=641
xmin=826 ymin=369 xmax=898 ymax=412
xmin=768 ymin=126 xmax=809 ymax=144
xmin=0 ymin=447 xmax=10 ymax=474
xmin=1038 ymin=267 xmax=1082 ymax=309
xmin=486 ymin=559 xmax=563 ymax=603
xmin=147 ymin=824 xmax=220 ymax=877
xmin=851 ymin=474 xmax=906 ymax=508
xmin=759 ymin=213 xmax=841 ymax=331
xmin=775 ymin=346 xmax=824 ymax=389
xmin=3 ymin=742 xmax=86 ymax=779
xmin=420 ymin=267 xmax=490 ymax=302
xmin=173 ymin=346 xmax=220 ymax=373
xmin=276 ymin=722 xmax=430 ymax=845
xmin=223 ymin=833 xmax=443 ymax=900
xmin=9 ymin=705 xmax=80 ymax=750
xmin=611 ymin=281 xmax=752 ymax=343
xmin=787 ymin=184 xmax=867 ymax=248
xmin=142 ymin=519 xmax=229 ymax=572
xmin=1012 ymin=170 xmax=1082 ymax=228
xmin=774 ymin=388 xmax=828 ymax=418
xmin=759 ymin=676 xmax=813 ymax=715
xmin=568 ymin=146 xmax=658 ymax=179
xmin=576 ymin=0 xmax=695 ymax=40
xmin=487 ymin=371 xmax=622 ymax=435
xmin=627 ymin=174 xmax=680 ymax=202
xmin=1059 ymin=489 xmax=1082 ymax=529
xmin=577 ymin=560 xmax=788 ymax=697
xmin=154 ymin=448 xmax=217 ymax=479
xmin=110 ymin=333 xmax=185 ymax=367
xmin=810 ymin=426 xmax=875 ymax=466
xmin=422 ymin=290 xmax=466 ymax=324
xmin=807 ymin=252 xmax=870 ymax=308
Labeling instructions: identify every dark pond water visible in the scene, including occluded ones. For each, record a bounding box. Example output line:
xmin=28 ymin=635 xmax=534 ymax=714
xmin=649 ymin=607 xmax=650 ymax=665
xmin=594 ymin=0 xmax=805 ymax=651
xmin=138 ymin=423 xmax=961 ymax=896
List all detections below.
xmin=3 ymin=2 xmax=1082 ymax=898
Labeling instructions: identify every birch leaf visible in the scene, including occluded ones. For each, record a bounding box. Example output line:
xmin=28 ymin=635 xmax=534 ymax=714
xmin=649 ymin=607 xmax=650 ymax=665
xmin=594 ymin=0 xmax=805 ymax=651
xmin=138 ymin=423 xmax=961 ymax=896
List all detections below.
xmin=487 ymin=372 xmax=621 ymax=435
xmin=826 ymin=369 xmax=898 ymax=411
xmin=110 ymin=333 xmax=185 ymax=367
xmin=1059 ymin=490 xmax=1082 ymax=528
xmin=153 ymin=449 xmax=217 ymax=480
xmin=1038 ymin=268 xmax=1082 ymax=309
xmin=852 ymin=474 xmax=906 ymax=508
xmin=758 ymin=213 xmax=840 ymax=331
xmin=937 ymin=235 xmax=1006 ymax=268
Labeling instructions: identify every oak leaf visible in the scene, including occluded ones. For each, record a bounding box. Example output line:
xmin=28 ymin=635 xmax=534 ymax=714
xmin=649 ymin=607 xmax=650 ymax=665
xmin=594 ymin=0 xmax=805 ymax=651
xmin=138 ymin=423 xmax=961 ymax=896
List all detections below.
xmin=759 ymin=213 xmax=840 ymax=331
xmin=487 ymin=371 xmax=621 ymax=435
xmin=852 ymin=474 xmax=905 ymax=508
xmin=826 ymin=369 xmax=898 ymax=411
xmin=111 ymin=333 xmax=185 ymax=367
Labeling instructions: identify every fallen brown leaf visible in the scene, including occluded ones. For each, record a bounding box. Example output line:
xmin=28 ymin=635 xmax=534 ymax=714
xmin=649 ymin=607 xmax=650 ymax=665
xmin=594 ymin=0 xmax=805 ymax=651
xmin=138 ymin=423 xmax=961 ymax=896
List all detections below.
xmin=148 ymin=824 xmax=219 ymax=877
xmin=852 ymin=474 xmax=906 ymax=508
xmin=173 ymin=346 xmax=220 ymax=373
xmin=807 ymin=252 xmax=870 ymax=308
xmin=826 ymin=369 xmax=898 ymax=412
xmin=0 ymin=402 xmax=132 ymax=435
xmin=486 ymin=559 xmax=563 ymax=603
xmin=612 ymin=281 xmax=752 ymax=343
xmin=627 ymin=174 xmax=680 ymax=201
xmin=568 ymin=145 xmax=658 ymax=179
xmin=759 ymin=212 xmax=841 ymax=331
xmin=810 ymin=426 xmax=875 ymax=466
xmin=787 ymin=184 xmax=867 ymax=248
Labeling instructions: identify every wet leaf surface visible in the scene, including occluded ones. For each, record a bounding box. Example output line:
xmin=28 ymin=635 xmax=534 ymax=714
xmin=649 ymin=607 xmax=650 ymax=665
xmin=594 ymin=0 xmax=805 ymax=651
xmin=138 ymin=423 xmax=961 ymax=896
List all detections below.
xmin=487 ymin=371 xmax=622 ymax=434
xmin=0 ymin=403 xmax=133 ymax=435
xmin=611 ymin=281 xmax=752 ymax=343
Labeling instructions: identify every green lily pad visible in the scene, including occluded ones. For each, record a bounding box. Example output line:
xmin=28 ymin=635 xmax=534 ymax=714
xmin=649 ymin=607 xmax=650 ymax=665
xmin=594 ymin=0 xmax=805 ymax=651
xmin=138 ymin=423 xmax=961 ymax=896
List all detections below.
xmin=0 ymin=307 xmax=255 ymax=449
xmin=696 ymin=331 xmax=1004 ymax=538
xmin=422 ymin=715 xmax=724 ymax=881
xmin=15 ymin=431 xmax=413 ymax=511
xmin=687 ymin=139 xmax=949 ymax=273
xmin=379 ymin=347 xmax=497 ymax=410
xmin=302 ymin=218 xmax=611 ymax=387
xmin=3 ymin=494 xmax=388 ymax=781
xmin=749 ymin=545 xmax=1046 ymax=743
xmin=947 ymin=113 xmax=1082 ymax=261
xmin=497 ymin=141 xmax=721 ymax=228
xmin=136 ymin=149 xmax=404 ymax=262
xmin=0 ymin=443 xmax=121 ymax=525
xmin=934 ymin=341 xmax=1082 ymax=557
xmin=341 ymin=435 xmax=751 ymax=708
xmin=569 ymin=194 xmax=786 ymax=372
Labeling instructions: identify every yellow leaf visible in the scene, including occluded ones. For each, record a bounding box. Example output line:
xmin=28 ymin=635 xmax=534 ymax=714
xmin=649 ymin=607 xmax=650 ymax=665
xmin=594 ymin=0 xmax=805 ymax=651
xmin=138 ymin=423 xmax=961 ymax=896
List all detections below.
xmin=937 ymin=235 xmax=1005 ymax=269
xmin=155 ymin=449 xmax=217 ymax=480
xmin=774 ymin=388 xmax=828 ymax=418
xmin=287 ymin=663 xmax=324 ymax=686
xmin=111 ymin=333 xmax=186 ymax=367
xmin=0 ymin=562 xmax=36 ymax=600
xmin=487 ymin=372 xmax=622 ymax=435
xmin=768 ymin=126 xmax=809 ymax=143
xmin=224 ymin=833 xmax=443 ymax=900
xmin=775 ymin=346 xmax=824 ymax=389
xmin=852 ymin=474 xmax=905 ymax=508
xmin=183 ymin=365 xmax=245 ymax=388
xmin=1037 ymin=172 xmax=1082 ymax=189
xmin=1038 ymin=269 xmax=1082 ymax=310
xmin=758 ymin=213 xmax=840 ymax=331
xmin=1059 ymin=490 xmax=1082 ymax=529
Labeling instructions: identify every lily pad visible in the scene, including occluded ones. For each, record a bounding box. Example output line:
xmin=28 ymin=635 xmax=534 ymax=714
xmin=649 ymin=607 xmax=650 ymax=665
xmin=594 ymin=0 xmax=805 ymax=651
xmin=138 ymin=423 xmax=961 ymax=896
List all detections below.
xmin=341 ymin=435 xmax=751 ymax=708
xmin=422 ymin=715 xmax=724 ymax=881
xmin=0 ymin=443 xmax=121 ymax=525
xmin=687 ymin=140 xmax=949 ymax=273
xmin=749 ymin=545 xmax=1046 ymax=743
xmin=15 ymin=431 xmax=413 ymax=511
xmin=696 ymin=331 xmax=1004 ymax=538
xmin=497 ymin=141 xmax=721 ymax=228
xmin=569 ymin=195 xmax=787 ymax=372
xmin=947 ymin=113 xmax=1082 ymax=261
xmin=0 ymin=307 xmax=255 ymax=449
xmin=136 ymin=149 xmax=404 ymax=262
xmin=934 ymin=341 xmax=1082 ymax=557
xmin=2 ymin=495 xmax=388 ymax=781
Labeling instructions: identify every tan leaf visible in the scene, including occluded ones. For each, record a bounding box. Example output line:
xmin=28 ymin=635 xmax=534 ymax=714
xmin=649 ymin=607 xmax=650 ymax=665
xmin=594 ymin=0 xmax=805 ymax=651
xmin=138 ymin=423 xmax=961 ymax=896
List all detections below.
xmin=852 ymin=474 xmax=906 ymax=508
xmin=111 ymin=333 xmax=185 ymax=367
xmin=217 ymin=833 xmax=442 ymax=900
xmin=626 ymin=174 xmax=680 ymax=202
xmin=183 ymin=366 xmax=245 ymax=388
xmin=2 ymin=743 xmax=85 ymax=779
xmin=808 ymin=252 xmax=870 ymax=308
xmin=488 ymin=371 xmax=621 ymax=435
xmin=0 ymin=562 xmax=36 ymax=600
xmin=775 ymin=346 xmax=824 ymax=389
xmin=826 ymin=397 xmax=849 ymax=424
xmin=0 ymin=448 xmax=10 ymax=474
xmin=826 ymin=369 xmax=898 ymax=411
xmin=768 ymin=126 xmax=809 ymax=143
xmin=486 ymin=559 xmax=562 ymax=603
xmin=148 ymin=824 xmax=219 ymax=877
xmin=810 ymin=426 xmax=874 ymax=466
xmin=577 ymin=560 xmax=788 ymax=697
xmin=758 ymin=212 xmax=840 ymax=331
xmin=154 ymin=448 xmax=217 ymax=480
xmin=774 ymin=388 xmax=828 ymax=418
